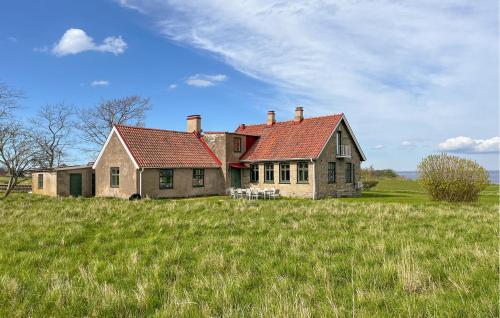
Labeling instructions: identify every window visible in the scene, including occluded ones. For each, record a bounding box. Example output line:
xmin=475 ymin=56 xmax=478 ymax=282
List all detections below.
xmin=250 ymin=164 xmax=259 ymax=182
xmin=336 ymin=131 xmax=342 ymax=153
xmin=192 ymin=169 xmax=205 ymax=187
xmin=346 ymin=163 xmax=352 ymax=183
xmin=297 ymin=162 xmax=309 ymax=183
xmin=159 ymin=169 xmax=173 ymax=189
xmin=328 ymin=162 xmax=336 ymax=183
xmin=110 ymin=167 xmax=119 ymax=188
xmin=279 ymin=162 xmax=290 ymax=183
xmin=38 ymin=174 xmax=43 ymax=189
xmin=234 ymin=137 xmax=242 ymax=153
xmin=264 ymin=163 xmax=274 ymax=183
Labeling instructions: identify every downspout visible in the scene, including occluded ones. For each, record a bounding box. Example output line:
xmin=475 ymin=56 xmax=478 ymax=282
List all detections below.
xmin=310 ymin=158 xmax=316 ymax=200
xmin=139 ymin=168 xmax=144 ymax=197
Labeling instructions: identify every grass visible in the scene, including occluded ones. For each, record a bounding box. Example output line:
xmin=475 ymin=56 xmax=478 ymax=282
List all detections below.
xmin=0 ymin=179 xmax=498 ymax=317
xmin=0 ymin=176 xmax=31 ymax=185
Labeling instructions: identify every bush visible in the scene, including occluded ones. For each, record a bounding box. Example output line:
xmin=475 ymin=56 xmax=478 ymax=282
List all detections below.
xmin=417 ymin=153 xmax=489 ymax=202
xmin=361 ymin=166 xmax=399 ymax=180
xmin=362 ymin=180 xmax=379 ymax=191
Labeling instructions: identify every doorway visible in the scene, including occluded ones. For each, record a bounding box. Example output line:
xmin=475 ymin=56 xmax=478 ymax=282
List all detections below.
xmin=230 ymin=168 xmax=241 ymax=188
xmin=69 ymin=173 xmax=83 ymax=197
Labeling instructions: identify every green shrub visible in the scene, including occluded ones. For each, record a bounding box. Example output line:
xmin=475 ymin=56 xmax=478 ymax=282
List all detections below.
xmin=417 ymin=153 xmax=489 ymax=202
xmin=361 ymin=166 xmax=399 ymax=180
xmin=362 ymin=180 xmax=379 ymax=191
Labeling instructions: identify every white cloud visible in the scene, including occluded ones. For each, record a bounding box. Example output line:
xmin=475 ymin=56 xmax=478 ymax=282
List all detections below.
xmin=438 ymin=136 xmax=500 ymax=154
xmin=185 ymin=74 xmax=227 ymax=87
xmin=168 ymin=84 xmax=178 ymax=90
xmin=117 ymin=0 xmax=498 ymax=167
xmin=51 ymin=28 xmax=127 ymax=56
xmin=373 ymin=144 xmax=384 ymax=149
xmin=7 ymin=36 xmax=17 ymax=43
xmin=401 ymin=141 xmax=413 ymax=147
xmin=91 ymin=80 xmax=109 ymax=87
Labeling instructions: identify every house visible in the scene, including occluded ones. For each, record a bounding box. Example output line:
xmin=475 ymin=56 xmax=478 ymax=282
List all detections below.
xmin=31 ymin=164 xmax=94 ymax=197
xmin=33 ymin=107 xmax=366 ymax=199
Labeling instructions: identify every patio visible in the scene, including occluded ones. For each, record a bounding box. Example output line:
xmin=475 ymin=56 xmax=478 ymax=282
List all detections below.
xmin=229 ymin=187 xmax=280 ymax=200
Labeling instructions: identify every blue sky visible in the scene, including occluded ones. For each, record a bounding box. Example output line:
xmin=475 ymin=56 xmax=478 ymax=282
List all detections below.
xmin=1 ymin=0 xmax=498 ymax=170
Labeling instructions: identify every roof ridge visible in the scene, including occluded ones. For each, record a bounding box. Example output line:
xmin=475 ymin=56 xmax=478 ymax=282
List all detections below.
xmin=239 ymin=113 xmax=343 ymax=128
xmin=115 ymin=124 xmax=192 ymax=135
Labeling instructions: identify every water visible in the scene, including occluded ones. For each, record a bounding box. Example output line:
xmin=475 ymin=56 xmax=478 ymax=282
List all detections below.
xmin=397 ymin=171 xmax=500 ymax=184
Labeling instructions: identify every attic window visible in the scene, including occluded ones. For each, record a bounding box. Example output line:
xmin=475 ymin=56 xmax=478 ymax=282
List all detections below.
xmin=234 ymin=137 xmax=242 ymax=153
xmin=110 ymin=167 xmax=119 ymax=188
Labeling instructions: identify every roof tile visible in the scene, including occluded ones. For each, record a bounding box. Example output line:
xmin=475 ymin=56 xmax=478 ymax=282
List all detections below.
xmin=115 ymin=125 xmax=221 ymax=168
xmin=236 ymin=114 xmax=343 ymax=161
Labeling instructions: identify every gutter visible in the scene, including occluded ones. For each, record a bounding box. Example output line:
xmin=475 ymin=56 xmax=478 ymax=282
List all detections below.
xmin=310 ymin=158 xmax=316 ymax=200
xmin=139 ymin=168 xmax=144 ymax=197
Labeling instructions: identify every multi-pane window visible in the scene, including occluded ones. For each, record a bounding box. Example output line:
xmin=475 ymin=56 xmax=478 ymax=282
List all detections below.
xmin=159 ymin=169 xmax=173 ymax=189
xmin=192 ymin=169 xmax=205 ymax=187
xmin=38 ymin=174 xmax=43 ymax=189
xmin=346 ymin=163 xmax=352 ymax=183
xmin=234 ymin=137 xmax=242 ymax=153
xmin=110 ymin=167 xmax=119 ymax=188
xmin=264 ymin=163 xmax=274 ymax=183
xmin=336 ymin=131 xmax=342 ymax=153
xmin=297 ymin=162 xmax=309 ymax=183
xmin=328 ymin=162 xmax=336 ymax=183
xmin=279 ymin=162 xmax=290 ymax=183
xmin=250 ymin=164 xmax=259 ymax=182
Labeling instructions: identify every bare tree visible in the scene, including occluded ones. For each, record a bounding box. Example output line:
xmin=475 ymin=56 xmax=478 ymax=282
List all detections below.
xmin=0 ymin=124 xmax=38 ymax=197
xmin=77 ymin=96 xmax=151 ymax=149
xmin=30 ymin=103 xmax=74 ymax=168
xmin=0 ymin=82 xmax=22 ymax=120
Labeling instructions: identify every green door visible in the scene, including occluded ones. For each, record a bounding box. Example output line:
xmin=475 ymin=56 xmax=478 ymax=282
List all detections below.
xmin=70 ymin=173 xmax=82 ymax=197
xmin=230 ymin=168 xmax=241 ymax=188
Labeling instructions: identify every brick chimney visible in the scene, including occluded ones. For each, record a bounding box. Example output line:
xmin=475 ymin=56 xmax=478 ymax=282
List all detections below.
xmin=267 ymin=110 xmax=276 ymax=126
xmin=187 ymin=115 xmax=201 ymax=134
xmin=294 ymin=106 xmax=304 ymax=122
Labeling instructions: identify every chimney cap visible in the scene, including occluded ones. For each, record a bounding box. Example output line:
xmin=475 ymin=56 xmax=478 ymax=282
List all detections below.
xmin=267 ymin=110 xmax=275 ymax=114
xmin=295 ymin=106 xmax=303 ymax=110
xmin=187 ymin=114 xmax=201 ymax=119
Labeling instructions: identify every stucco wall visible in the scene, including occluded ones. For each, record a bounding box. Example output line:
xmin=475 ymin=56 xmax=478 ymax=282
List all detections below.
xmin=315 ymin=120 xmax=362 ymax=198
xmin=56 ymin=168 xmax=94 ymax=197
xmin=241 ymin=161 xmax=315 ymax=198
xmin=203 ymin=133 xmax=248 ymax=189
xmin=95 ymin=132 xmax=138 ymax=198
xmin=32 ymin=171 xmax=58 ymax=196
xmin=141 ymin=168 xmax=224 ymax=198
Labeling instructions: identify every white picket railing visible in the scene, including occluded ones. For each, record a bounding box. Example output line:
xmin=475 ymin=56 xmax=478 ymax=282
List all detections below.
xmin=336 ymin=144 xmax=351 ymax=158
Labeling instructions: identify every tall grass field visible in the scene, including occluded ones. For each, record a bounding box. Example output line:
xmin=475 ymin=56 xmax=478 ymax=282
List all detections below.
xmin=0 ymin=180 xmax=498 ymax=316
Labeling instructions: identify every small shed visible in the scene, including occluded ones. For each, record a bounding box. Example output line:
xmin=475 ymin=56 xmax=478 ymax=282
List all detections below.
xmin=32 ymin=165 xmax=94 ymax=197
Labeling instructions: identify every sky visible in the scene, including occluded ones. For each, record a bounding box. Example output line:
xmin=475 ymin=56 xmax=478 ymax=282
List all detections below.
xmin=1 ymin=0 xmax=498 ymax=170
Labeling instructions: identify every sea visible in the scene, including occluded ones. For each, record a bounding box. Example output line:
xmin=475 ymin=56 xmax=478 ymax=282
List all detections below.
xmin=397 ymin=171 xmax=500 ymax=184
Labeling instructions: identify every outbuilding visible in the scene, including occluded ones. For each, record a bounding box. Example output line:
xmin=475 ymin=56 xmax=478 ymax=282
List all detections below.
xmin=31 ymin=165 xmax=95 ymax=197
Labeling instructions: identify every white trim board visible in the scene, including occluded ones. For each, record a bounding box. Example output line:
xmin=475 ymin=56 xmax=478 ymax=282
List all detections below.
xmin=92 ymin=126 xmax=140 ymax=170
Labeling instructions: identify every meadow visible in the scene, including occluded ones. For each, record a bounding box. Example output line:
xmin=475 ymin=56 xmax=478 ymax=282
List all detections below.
xmin=0 ymin=180 xmax=498 ymax=317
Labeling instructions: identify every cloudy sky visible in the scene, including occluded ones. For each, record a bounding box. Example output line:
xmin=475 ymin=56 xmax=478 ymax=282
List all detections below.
xmin=1 ymin=0 xmax=498 ymax=169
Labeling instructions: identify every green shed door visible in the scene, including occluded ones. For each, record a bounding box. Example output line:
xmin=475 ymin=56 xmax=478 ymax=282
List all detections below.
xmin=70 ymin=173 xmax=82 ymax=197
xmin=230 ymin=168 xmax=241 ymax=188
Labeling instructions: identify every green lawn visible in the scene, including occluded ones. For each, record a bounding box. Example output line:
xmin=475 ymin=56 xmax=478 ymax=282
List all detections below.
xmin=0 ymin=176 xmax=31 ymax=185
xmin=0 ymin=180 xmax=498 ymax=317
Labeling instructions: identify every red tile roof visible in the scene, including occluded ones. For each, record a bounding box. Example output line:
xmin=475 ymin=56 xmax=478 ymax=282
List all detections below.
xmin=115 ymin=125 xmax=221 ymax=168
xmin=235 ymin=114 xmax=343 ymax=161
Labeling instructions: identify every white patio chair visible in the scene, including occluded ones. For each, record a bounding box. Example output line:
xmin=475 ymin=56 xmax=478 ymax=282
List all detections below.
xmin=270 ymin=188 xmax=280 ymax=199
xmin=236 ymin=188 xmax=243 ymax=199
xmin=251 ymin=188 xmax=260 ymax=200
xmin=229 ymin=188 xmax=236 ymax=199
xmin=246 ymin=188 xmax=252 ymax=200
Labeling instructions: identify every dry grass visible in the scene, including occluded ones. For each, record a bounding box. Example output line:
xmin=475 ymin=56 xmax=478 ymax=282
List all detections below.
xmin=0 ymin=181 xmax=498 ymax=317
